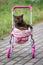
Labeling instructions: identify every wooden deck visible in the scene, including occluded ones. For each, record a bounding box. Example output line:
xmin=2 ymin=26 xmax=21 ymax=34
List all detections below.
xmin=0 ymin=22 xmax=43 ymax=65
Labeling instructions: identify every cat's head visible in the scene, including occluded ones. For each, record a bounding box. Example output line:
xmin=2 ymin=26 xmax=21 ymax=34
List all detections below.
xmin=13 ymin=14 xmax=23 ymax=23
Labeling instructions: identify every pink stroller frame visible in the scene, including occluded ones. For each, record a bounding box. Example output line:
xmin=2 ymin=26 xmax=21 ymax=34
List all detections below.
xmin=7 ymin=6 xmax=35 ymax=58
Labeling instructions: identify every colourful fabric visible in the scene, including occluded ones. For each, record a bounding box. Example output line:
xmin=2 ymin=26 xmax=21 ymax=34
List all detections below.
xmin=11 ymin=27 xmax=31 ymax=44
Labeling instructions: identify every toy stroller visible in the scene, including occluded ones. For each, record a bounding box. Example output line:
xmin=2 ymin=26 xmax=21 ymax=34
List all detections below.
xmin=7 ymin=6 xmax=35 ymax=58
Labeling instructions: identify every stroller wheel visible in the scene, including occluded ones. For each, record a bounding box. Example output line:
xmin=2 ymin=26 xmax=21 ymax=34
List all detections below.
xmin=7 ymin=45 xmax=12 ymax=58
xmin=7 ymin=47 xmax=11 ymax=58
xmin=32 ymin=45 xmax=35 ymax=58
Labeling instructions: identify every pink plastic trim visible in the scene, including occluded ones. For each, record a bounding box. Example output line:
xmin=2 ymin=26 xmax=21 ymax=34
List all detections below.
xmin=16 ymin=39 xmax=28 ymax=44
xmin=12 ymin=6 xmax=32 ymax=12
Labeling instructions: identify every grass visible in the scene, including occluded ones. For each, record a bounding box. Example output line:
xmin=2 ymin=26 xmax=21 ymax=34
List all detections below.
xmin=0 ymin=0 xmax=43 ymax=39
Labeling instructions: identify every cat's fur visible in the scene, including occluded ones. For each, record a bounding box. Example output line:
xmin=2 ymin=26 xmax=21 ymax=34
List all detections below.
xmin=13 ymin=14 xmax=32 ymax=30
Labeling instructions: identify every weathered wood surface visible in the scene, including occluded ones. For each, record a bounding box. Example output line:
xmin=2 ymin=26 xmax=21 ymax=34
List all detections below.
xmin=0 ymin=22 xmax=43 ymax=65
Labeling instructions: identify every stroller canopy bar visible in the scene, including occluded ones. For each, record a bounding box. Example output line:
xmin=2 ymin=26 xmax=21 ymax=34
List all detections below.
xmin=12 ymin=6 xmax=32 ymax=12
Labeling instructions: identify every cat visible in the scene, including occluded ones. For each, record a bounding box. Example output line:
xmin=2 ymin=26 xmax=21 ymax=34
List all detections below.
xmin=13 ymin=14 xmax=32 ymax=30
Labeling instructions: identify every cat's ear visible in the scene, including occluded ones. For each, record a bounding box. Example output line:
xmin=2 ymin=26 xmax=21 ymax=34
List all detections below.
xmin=13 ymin=15 xmax=18 ymax=21
xmin=20 ymin=14 xmax=23 ymax=17
xmin=13 ymin=15 xmax=16 ymax=18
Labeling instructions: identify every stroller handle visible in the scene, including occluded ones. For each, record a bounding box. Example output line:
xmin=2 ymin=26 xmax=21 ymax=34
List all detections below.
xmin=12 ymin=6 xmax=32 ymax=12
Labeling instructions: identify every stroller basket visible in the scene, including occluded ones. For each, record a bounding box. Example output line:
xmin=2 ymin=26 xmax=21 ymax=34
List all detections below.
xmin=11 ymin=27 xmax=32 ymax=44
